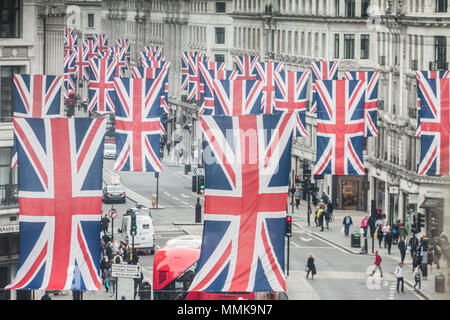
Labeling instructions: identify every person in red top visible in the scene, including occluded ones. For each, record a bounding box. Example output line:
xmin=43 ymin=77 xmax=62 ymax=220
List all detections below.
xmin=369 ymin=250 xmax=383 ymax=277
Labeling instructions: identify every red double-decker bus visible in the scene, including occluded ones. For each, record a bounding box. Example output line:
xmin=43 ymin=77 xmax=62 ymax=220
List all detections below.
xmin=152 ymin=235 xmax=288 ymax=300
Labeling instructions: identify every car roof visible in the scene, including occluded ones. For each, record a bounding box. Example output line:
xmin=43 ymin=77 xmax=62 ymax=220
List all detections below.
xmin=106 ymin=185 xmax=123 ymax=189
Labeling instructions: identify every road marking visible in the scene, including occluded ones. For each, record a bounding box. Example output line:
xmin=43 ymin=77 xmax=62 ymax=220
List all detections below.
xmin=181 ymin=201 xmax=189 ymax=205
xmin=299 ymin=237 xmax=312 ymax=242
xmin=290 ymin=241 xmax=301 ymax=248
xmin=180 ymin=193 xmax=190 ymax=198
xmin=164 ymin=192 xmax=171 ymax=197
xmin=172 ymin=196 xmax=180 ymax=201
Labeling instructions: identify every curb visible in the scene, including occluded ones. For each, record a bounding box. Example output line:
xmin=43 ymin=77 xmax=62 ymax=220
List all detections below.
xmin=293 ymin=221 xmax=432 ymax=300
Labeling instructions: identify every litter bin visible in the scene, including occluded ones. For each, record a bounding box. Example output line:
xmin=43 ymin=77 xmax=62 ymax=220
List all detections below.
xmin=140 ymin=281 xmax=152 ymax=300
xmin=351 ymin=232 xmax=361 ymax=248
xmin=435 ymin=273 xmax=446 ymax=293
xmin=184 ymin=164 xmax=191 ymax=175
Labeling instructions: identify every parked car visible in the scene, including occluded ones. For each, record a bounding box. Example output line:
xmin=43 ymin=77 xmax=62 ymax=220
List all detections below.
xmin=103 ymin=143 xmax=116 ymax=159
xmin=102 ymin=185 xmax=126 ymax=203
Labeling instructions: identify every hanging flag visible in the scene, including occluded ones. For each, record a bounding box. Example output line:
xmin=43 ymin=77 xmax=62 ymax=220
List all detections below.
xmin=234 ymin=55 xmax=261 ymax=80
xmin=115 ymin=39 xmax=131 ymax=61
xmin=7 ymin=117 xmax=106 ymax=291
xmin=73 ymin=46 xmax=90 ymax=81
xmin=416 ymin=70 xmax=450 ymax=80
xmin=64 ymin=27 xmax=77 ymax=53
xmin=212 ymin=79 xmax=263 ymax=116
xmin=344 ymin=71 xmax=380 ymax=137
xmin=188 ymin=56 xmax=209 ymax=102
xmin=113 ymin=77 xmax=166 ymax=172
xmin=189 ymin=113 xmax=294 ymax=293
xmin=313 ymin=80 xmax=366 ymax=175
xmin=255 ymin=61 xmax=284 ymax=114
xmin=181 ymin=51 xmax=198 ymax=92
xmin=417 ymin=77 xmax=450 ymax=175
xmin=274 ymin=71 xmax=310 ymax=136
xmin=310 ymin=61 xmax=340 ymax=113
xmin=63 ymin=47 xmax=76 ymax=100
xmin=143 ymin=46 xmax=163 ymax=57
xmin=88 ymin=56 xmax=118 ymax=115
xmin=92 ymin=34 xmax=109 ymax=52
xmin=198 ymin=61 xmax=228 ymax=115
xmin=83 ymin=39 xmax=98 ymax=60
xmin=131 ymin=62 xmax=171 ymax=114
xmin=140 ymin=54 xmax=166 ymax=67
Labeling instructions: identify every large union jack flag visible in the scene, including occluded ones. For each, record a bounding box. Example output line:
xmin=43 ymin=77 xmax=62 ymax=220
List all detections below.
xmin=64 ymin=27 xmax=77 ymax=53
xmin=189 ymin=113 xmax=294 ymax=292
xmin=274 ymin=71 xmax=310 ymax=136
xmin=7 ymin=117 xmax=106 ymax=290
xmin=417 ymin=77 xmax=450 ymax=175
xmin=189 ymin=56 xmax=210 ymax=102
xmin=344 ymin=71 xmax=380 ymax=137
xmin=310 ymin=61 xmax=340 ymax=113
xmin=255 ymin=62 xmax=284 ymax=114
xmin=181 ymin=52 xmax=199 ymax=92
xmin=416 ymin=70 xmax=450 ymax=80
xmin=234 ymin=56 xmax=262 ymax=80
xmin=73 ymin=46 xmax=90 ymax=81
xmin=213 ymin=79 xmax=263 ymax=116
xmin=313 ymin=80 xmax=366 ymax=175
xmin=198 ymin=61 xmax=229 ymax=115
xmin=113 ymin=78 xmax=166 ymax=172
xmin=88 ymin=56 xmax=118 ymax=115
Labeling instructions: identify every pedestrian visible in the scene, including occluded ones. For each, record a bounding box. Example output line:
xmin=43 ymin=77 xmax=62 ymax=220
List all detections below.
xmin=101 ymin=214 xmax=110 ymax=235
xmin=392 ymin=220 xmax=400 ymax=245
xmin=413 ymin=265 xmax=422 ymax=290
xmin=107 ymin=261 xmax=116 ymax=296
xmin=398 ymin=236 xmax=407 ymax=264
xmin=427 ymin=247 xmax=434 ymax=272
xmin=385 ymin=231 xmax=393 ymax=255
xmin=133 ymin=265 xmax=144 ymax=300
xmin=370 ymin=250 xmax=383 ymax=277
xmin=100 ymin=257 xmax=109 ymax=285
xmin=152 ymin=194 xmax=157 ymax=208
xmin=376 ymin=224 xmax=384 ymax=248
xmin=318 ymin=202 xmax=325 ymax=232
xmin=106 ymin=242 xmax=114 ymax=262
xmin=342 ymin=213 xmax=353 ymax=237
xmin=398 ymin=222 xmax=408 ymax=242
xmin=294 ymin=187 xmax=301 ymax=210
xmin=433 ymin=243 xmax=442 ymax=269
xmin=394 ymin=262 xmax=404 ymax=293
xmin=327 ymin=200 xmax=334 ymax=222
xmin=361 ymin=216 xmax=369 ymax=238
xmin=305 ymin=254 xmax=317 ymax=279
xmin=409 ymin=234 xmax=419 ymax=258
xmin=324 ymin=205 xmax=331 ymax=230
xmin=41 ymin=291 xmax=52 ymax=300
xmin=382 ymin=223 xmax=390 ymax=248
xmin=113 ymin=252 xmax=123 ymax=265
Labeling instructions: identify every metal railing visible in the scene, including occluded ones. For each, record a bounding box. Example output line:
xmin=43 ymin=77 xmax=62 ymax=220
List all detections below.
xmin=0 ymin=184 xmax=18 ymax=206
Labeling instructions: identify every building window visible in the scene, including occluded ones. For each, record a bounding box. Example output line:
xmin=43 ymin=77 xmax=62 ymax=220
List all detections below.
xmin=0 ymin=147 xmax=18 ymax=206
xmin=335 ymin=0 xmax=340 ymax=16
xmin=88 ymin=14 xmax=94 ymax=28
xmin=344 ymin=34 xmax=355 ymax=59
xmin=215 ymin=27 xmax=225 ymax=44
xmin=361 ymin=0 xmax=370 ymax=17
xmin=435 ymin=36 xmax=447 ymax=68
xmin=360 ymin=34 xmax=370 ymax=59
xmin=216 ymin=2 xmax=226 ymax=12
xmin=0 ymin=66 xmax=21 ymax=123
xmin=436 ymin=0 xmax=448 ymax=12
xmin=334 ymin=34 xmax=340 ymax=59
xmin=345 ymin=0 xmax=355 ymax=17
xmin=215 ymin=54 xmax=225 ymax=63
xmin=0 ymin=0 xmax=20 ymax=38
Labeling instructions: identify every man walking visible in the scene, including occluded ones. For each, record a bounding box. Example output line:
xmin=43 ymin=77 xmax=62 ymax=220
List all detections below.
xmin=343 ymin=213 xmax=353 ymax=237
xmin=101 ymin=213 xmax=110 ymax=235
xmin=398 ymin=236 xmax=407 ymax=264
xmin=409 ymin=233 xmax=419 ymax=258
xmin=370 ymin=250 xmax=383 ymax=277
xmin=294 ymin=186 xmax=301 ymax=210
xmin=394 ymin=262 xmax=404 ymax=293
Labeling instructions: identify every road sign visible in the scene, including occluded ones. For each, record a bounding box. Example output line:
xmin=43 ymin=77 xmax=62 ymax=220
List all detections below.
xmin=193 ymin=168 xmax=204 ymax=175
xmin=111 ymin=175 xmax=120 ymax=185
xmin=111 ymin=264 xmax=142 ymax=278
xmin=108 ymin=208 xmax=118 ymax=219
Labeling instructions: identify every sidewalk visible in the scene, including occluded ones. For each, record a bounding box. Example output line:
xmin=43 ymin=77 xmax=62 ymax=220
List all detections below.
xmin=289 ymin=199 xmax=450 ymax=300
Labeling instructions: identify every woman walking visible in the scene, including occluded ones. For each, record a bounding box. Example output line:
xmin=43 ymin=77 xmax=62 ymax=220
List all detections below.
xmin=306 ymin=254 xmax=317 ymax=280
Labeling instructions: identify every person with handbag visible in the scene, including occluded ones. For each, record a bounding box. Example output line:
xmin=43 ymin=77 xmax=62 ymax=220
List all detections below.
xmin=305 ymin=254 xmax=317 ymax=280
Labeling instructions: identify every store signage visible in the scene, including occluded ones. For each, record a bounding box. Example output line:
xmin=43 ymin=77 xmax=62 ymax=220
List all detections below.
xmin=389 ymin=186 xmax=399 ymax=194
xmin=0 ymin=224 xmax=20 ymax=234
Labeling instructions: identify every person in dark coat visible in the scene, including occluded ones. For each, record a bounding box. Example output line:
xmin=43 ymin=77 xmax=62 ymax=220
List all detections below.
xmin=409 ymin=234 xmax=419 ymax=258
xmin=385 ymin=231 xmax=393 ymax=254
xmin=398 ymin=236 xmax=407 ymax=264
xmin=377 ymin=225 xmax=384 ymax=248
xmin=306 ymin=254 xmax=317 ymax=279
xmin=101 ymin=214 xmax=110 ymax=235
xmin=41 ymin=291 xmax=52 ymax=300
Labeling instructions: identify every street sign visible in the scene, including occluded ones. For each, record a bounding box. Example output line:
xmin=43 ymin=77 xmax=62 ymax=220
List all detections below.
xmin=389 ymin=186 xmax=399 ymax=194
xmin=111 ymin=264 xmax=142 ymax=278
xmin=111 ymin=175 xmax=120 ymax=185
xmin=193 ymin=168 xmax=204 ymax=175
xmin=108 ymin=208 xmax=118 ymax=219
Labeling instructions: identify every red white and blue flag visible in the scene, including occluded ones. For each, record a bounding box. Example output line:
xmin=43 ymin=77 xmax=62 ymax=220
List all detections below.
xmin=73 ymin=46 xmax=90 ymax=81
xmin=310 ymin=61 xmax=340 ymax=113
xmin=7 ymin=117 xmax=106 ymax=290
xmin=416 ymin=70 xmax=450 ymax=80
xmin=274 ymin=71 xmax=310 ymax=136
xmin=313 ymin=80 xmax=366 ymax=175
xmin=255 ymin=62 xmax=284 ymax=114
xmin=417 ymin=77 xmax=450 ymax=175
xmin=344 ymin=71 xmax=380 ymax=137
xmin=189 ymin=56 xmax=210 ymax=101
xmin=212 ymin=79 xmax=263 ymax=116
xmin=113 ymin=78 xmax=166 ymax=172
xmin=64 ymin=27 xmax=77 ymax=53
xmin=64 ymin=48 xmax=76 ymax=100
xmin=189 ymin=113 xmax=294 ymax=292
xmin=198 ymin=61 xmax=228 ymax=115
xmin=115 ymin=39 xmax=131 ymax=61
xmin=234 ymin=56 xmax=261 ymax=80
xmin=92 ymin=34 xmax=109 ymax=52
xmin=88 ymin=56 xmax=118 ymax=115
xmin=143 ymin=46 xmax=163 ymax=58
xmin=83 ymin=39 xmax=98 ymax=60
xmin=181 ymin=52 xmax=198 ymax=92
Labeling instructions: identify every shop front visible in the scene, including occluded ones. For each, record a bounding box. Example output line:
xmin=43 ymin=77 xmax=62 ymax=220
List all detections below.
xmin=333 ymin=175 xmax=368 ymax=211
xmin=420 ymin=197 xmax=445 ymax=239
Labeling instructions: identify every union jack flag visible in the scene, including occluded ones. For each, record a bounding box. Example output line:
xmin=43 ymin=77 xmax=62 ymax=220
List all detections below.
xmin=64 ymin=48 xmax=76 ymax=99
xmin=83 ymin=39 xmax=98 ymax=60
xmin=198 ymin=61 xmax=227 ymax=115
xmin=213 ymin=79 xmax=263 ymax=116
xmin=274 ymin=71 xmax=310 ymax=136
xmin=234 ymin=55 xmax=261 ymax=80
xmin=140 ymin=55 xmax=166 ymax=68
xmin=92 ymin=34 xmax=109 ymax=52
xmin=189 ymin=113 xmax=294 ymax=292
xmin=88 ymin=56 xmax=118 ymax=115
xmin=64 ymin=27 xmax=77 ymax=53
xmin=7 ymin=117 xmax=106 ymax=290
xmin=113 ymin=77 xmax=166 ymax=171
xmin=310 ymin=61 xmax=340 ymax=113
xmin=255 ymin=62 xmax=284 ymax=114
xmin=181 ymin=52 xmax=198 ymax=92
xmin=73 ymin=46 xmax=90 ymax=81
xmin=344 ymin=71 xmax=380 ymax=137
xmin=115 ymin=39 xmax=131 ymax=61
xmin=188 ymin=56 xmax=209 ymax=101
xmin=313 ymin=80 xmax=366 ymax=175
xmin=143 ymin=46 xmax=163 ymax=57
xmin=416 ymin=70 xmax=450 ymax=80
xmin=131 ymin=63 xmax=171 ymax=114
xmin=417 ymin=77 xmax=450 ymax=175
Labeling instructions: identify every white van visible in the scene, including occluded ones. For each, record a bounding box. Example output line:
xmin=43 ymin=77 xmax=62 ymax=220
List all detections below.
xmin=119 ymin=211 xmax=155 ymax=255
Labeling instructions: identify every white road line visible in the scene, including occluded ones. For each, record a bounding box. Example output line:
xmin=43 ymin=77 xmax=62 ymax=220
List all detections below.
xmin=181 ymin=201 xmax=189 ymax=205
xmin=290 ymin=241 xmax=301 ymax=248
xmin=164 ymin=192 xmax=171 ymax=197
xmin=180 ymin=193 xmax=190 ymax=198
xmin=299 ymin=237 xmax=312 ymax=242
xmin=172 ymin=196 xmax=180 ymax=201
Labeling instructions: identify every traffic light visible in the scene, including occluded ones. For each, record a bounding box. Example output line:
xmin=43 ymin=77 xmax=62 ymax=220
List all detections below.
xmin=130 ymin=212 xmax=137 ymax=236
xmin=197 ymin=175 xmax=205 ymax=194
xmin=285 ymin=215 xmax=292 ymax=237
xmin=192 ymin=175 xmax=198 ymax=193
xmin=417 ymin=213 xmax=425 ymax=233
xmin=295 ymin=175 xmax=300 ymax=184
xmin=411 ymin=214 xmax=417 ymax=233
